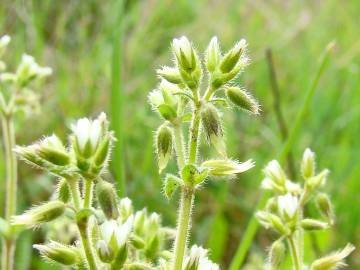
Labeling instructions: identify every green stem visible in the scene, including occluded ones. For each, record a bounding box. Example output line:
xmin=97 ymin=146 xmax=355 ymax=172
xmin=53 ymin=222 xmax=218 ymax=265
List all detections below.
xmin=173 ymin=123 xmax=186 ymax=169
xmin=67 ymin=178 xmax=81 ymax=210
xmin=188 ymin=108 xmax=200 ymax=164
xmin=1 ymin=114 xmax=17 ymax=270
xmin=288 ymin=235 xmax=301 ymax=270
xmin=172 ymin=187 xmax=194 ymax=270
xmin=79 ymin=224 xmax=98 ymax=270
xmin=83 ymin=180 xmax=93 ymax=209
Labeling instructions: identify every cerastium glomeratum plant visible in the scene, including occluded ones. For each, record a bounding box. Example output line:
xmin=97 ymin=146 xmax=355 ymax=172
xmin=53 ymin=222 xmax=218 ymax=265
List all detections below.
xmin=149 ymin=36 xmax=259 ymax=270
xmin=257 ymin=148 xmax=355 ymax=270
xmin=0 ymin=34 xmax=52 ymax=270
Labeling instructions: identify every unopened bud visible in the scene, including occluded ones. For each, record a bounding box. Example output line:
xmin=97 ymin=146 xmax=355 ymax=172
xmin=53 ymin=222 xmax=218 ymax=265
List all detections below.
xmin=130 ymin=234 xmax=146 ymax=249
xmin=125 ymin=262 xmax=153 ymax=270
xmin=145 ymin=235 xmax=160 ymax=260
xmin=33 ymin=241 xmax=79 ymax=266
xmin=201 ymin=159 xmax=254 ymax=178
xmin=268 ymin=213 xmax=289 ymax=235
xmin=16 ymin=54 xmax=52 ymax=87
xmin=225 ymin=86 xmax=260 ymax=114
xmin=206 ymin=36 xmax=221 ymax=72
xmin=306 ymin=169 xmax=329 ymax=191
xmin=119 ymin=197 xmax=133 ymax=222
xmin=301 ymin=219 xmax=329 ymax=231
xmin=268 ymin=240 xmax=285 ymax=269
xmin=220 ymin=39 xmax=247 ymax=73
xmin=93 ymin=135 xmax=111 ymax=167
xmin=96 ymin=180 xmax=119 ymax=220
xmin=155 ymin=123 xmax=173 ymax=173
xmin=157 ymin=66 xmax=182 ymax=84
xmin=163 ymin=174 xmax=182 ymax=199
xmin=200 ymin=103 xmax=226 ymax=156
xmin=310 ymin=244 xmax=355 ymax=270
xmin=316 ymin=193 xmax=334 ymax=224
xmin=172 ymin=36 xmax=197 ymax=71
xmin=37 ymin=134 xmax=70 ymax=166
xmin=134 ymin=209 xmax=147 ymax=235
xmin=278 ymin=193 xmax=298 ymax=221
xmin=113 ymin=243 xmax=128 ymax=268
xmin=301 ymin=148 xmax=316 ymax=179
xmin=57 ymin=179 xmax=70 ymax=203
xmin=263 ymin=160 xmax=286 ymax=186
xmin=12 ymin=201 xmax=65 ymax=227
xmin=97 ymin=240 xmax=114 ymax=263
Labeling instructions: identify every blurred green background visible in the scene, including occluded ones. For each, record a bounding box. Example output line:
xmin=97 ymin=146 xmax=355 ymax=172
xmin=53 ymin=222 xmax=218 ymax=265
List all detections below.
xmin=0 ymin=0 xmax=359 ymax=269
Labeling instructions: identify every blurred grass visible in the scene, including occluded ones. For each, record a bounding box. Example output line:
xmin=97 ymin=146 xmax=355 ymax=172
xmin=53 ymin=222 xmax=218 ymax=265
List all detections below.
xmin=0 ymin=0 xmax=359 ymax=269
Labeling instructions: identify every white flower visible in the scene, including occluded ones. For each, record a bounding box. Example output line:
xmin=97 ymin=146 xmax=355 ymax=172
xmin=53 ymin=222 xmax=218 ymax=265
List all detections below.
xmin=17 ymin=54 xmax=52 ymax=84
xmin=172 ymin=36 xmax=192 ymax=62
xmin=148 ymin=89 xmax=164 ymax=109
xmin=201 ymin=159 xmax=255 ymax=177
xmin=100 ymin=215 xmax=134 ymax=248
xmin=184 ymin=245 xmax=220 ymax=270
xmin=41 ymin=134 xmax=66 ymax=152
xmin=71 ymin=112 xmax=106 ymax=154
xmin=278 ymin=193 xmax=298 ymax=220
xmin=301 ymin=148 xmax=315 ymax=179
xmin=263 ymin=160 xmax=286 ymax=185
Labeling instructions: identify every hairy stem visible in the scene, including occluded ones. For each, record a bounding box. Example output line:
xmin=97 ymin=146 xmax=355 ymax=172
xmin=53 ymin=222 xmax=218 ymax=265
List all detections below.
xmin=172 ymin=187 xmax=194 ymax=270
xmin=83 ymin=180 xmax=93 ymax=209
xmin=288 ymin=235 xmax=302 ymax=270
xmin=1 ymin=114 xmax=17 ymax=270
xmin=79 ymin=223 xmax=98 ymax=270
xmin=68 ymin=178 xmax=81 ymax=210
xmin=188 ymin=108 xmax=201 ymax=164
xmin=173 ymin=123 xmax=186 ymax=169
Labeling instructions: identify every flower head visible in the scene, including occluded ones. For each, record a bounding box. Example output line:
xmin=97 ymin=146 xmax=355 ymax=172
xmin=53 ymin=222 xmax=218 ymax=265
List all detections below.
xmin=278 ymin=193 xmax=298 ymax=220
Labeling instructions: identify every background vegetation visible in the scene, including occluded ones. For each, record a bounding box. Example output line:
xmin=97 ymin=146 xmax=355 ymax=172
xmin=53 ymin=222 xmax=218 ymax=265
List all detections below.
xmin=0 ymin=0 xmax=359 ymax=269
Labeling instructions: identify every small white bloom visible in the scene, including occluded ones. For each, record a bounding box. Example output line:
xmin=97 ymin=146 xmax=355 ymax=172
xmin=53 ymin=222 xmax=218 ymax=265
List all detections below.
xmin=278 ymin=193 xmax=298 ymax=220
xmin=115 ymin=215 xmax=134 ymax=247
xmin=172 ymin=36 xmax=192 ymax=61
xmin=264 ymin=160 xmax=286 ymax=185
xmin=100 ymin=215 xmax=134 ymax=248
xmin=301 ymin=148 xmax=315 ymax=179
xmin=201 ymin=159 xmax=255 ymax=177
xmin=285 ymin=180 xmax=301 ymax=194
xmin=148 ymin=89 xmax=164 ymax=109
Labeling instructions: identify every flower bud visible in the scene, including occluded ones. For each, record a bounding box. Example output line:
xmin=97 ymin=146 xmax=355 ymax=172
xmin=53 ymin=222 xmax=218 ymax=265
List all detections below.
xmin=201 ymin=159 xmax=254 ymax=178
xmin=157 ymin=66 xmax=182 ymax=84
xmin=268 ymin=240 xmax=285 ymax=269
xmin=145 ymin=235 xmax=160 ymax=260
xmin=0 ymin=35 xmax=11 ymax=58
xmin=163 ymin=174 xmax=182 ymax=199
xmin=97 ymin=240 xmax=114 ymax=263
xmin=14 ymin=145 xmax=48 ymax=169
xmin=96 ymin=180 xmax=119 ymax=220
xmin=310 ymin=244 xmax=355 ymax=270
xmin=113 ymin=243 xmax=128 ymax=268
xmin=12 ymin=201 xmax=65 ymax=227
xmin=200 ymin=103 xmax=226 ymax=156
xmin=125 ymin=262 xmax=153 ymax=269
xmin=306 ymin=169 xmax=329 ymax=191
xmin=301 ymin=219 xmax=329 ymax=231
xmin=33 ymin=241 xmax=79 ymax=266
xmin=206 ymin=36 xmax=221 ymax=72
xmin=16 ymin=54 xmax=52 ymax=87
xmin=36 ymin=135 xmax=70 ymax=166
xmin=172 ymin=36 xmax=197 ymax=71
xmin=155 ymin=123 xmax=173 ymax=173
xmin=57 ymin=179 xmax=71 ymax=203
xmin=183 ymin=245 xmax=207 ymax=270
xmin=268 ymin=213 xmax=289 ymax=235
xmin=263 ymin=160 xmax=286 ymax=186
xmin=316 ymin=193 xmax=334 ymax=224
xmin=225 ymin=86 xmax=260 ymax=114
xmin=119 ymin=197 xmax=133 ymax=222
xmin=93 ymin=134 xmax=111 ymax=167
xmin=301 ymin=148 xmax=316 ymax=179
xmin=278 ymin=193 xmax=298 ymax=221
xmin=220 ymin=39 xmax=247 ymax=73
xmin=130 ymin=234 xmax=146 ymax=249
xmin=148 ymin=89 xmax=165 ymax=110
xmin=134 ymin=209 xmax=147 ymax=235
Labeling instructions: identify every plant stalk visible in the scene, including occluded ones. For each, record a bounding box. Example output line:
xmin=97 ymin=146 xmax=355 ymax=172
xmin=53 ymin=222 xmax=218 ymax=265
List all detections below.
xmin=173 ymin=123 xmax=186 ymax=169
xmin=288 ymin=235 xmax=302 ymax=270
xmin=172 ymin=187 xmax=194 ymax=270
xmin=83 ymin=179 xmax=93 ymax=209
xmin=1 ymin=114 xmax=17 ymax=270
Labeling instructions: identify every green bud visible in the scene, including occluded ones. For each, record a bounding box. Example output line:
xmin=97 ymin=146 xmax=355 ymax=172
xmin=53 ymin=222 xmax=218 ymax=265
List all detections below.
xmin=163 ymin=174 xmax=182 ymax=199
xmin=268 ymin=213 xmax=289 ymax=235
xmin=310 ymin=244 xmax=355 ymax=270
xmin=93 ymin=135 xmax=111 ymax=167
xmin=172 ymin=36 xmax=197 ymax=71
xmin=306 ymin=169 xmax=329 ymax=191
xmin=119 ymin=197 xmax=133 ymax=222
xmin=145 ymin=235 xmax=160 ymax=260
xmin=268 ymin=240 xmax=285 ymax=269
xmin=134 ymin=209 xmax=146 ymax=235
xmin=201 ymin=159 xmax=254 ymax=178
xmin=14 ymin=145 xmax=47 ymax=169
xmin=200 ymin=103 xmax=226 ymax=156
xmin=155 ymin=123 xmax=173 ymax=173
xmin=220 ymin=39 xmax=247 ymax=73
xmin=97 ymin=240 xmax=114 ymax=263
xmin=225 ymin=86 xmax=260 ymax=114
xmin=124 ymin=262 xmax=153 ymax=270
xmin=130 ymin=235 xmax=146 ymax=249
xmin=112 ymin=243 xmax=128 ymax=269
xmin=158 ymin=104 xmax=177 ymax=121
xmin=96 ymin=180 xmax=119 ymax=220
xmin=16 ymin=54 xmax=52 ymax=87
xmin=206 ymin=36 xmax=221 ymax=72
xmin=316 ymin=193 xmax=334 ymax=224
xmin=33 ymin=241 xmax=79 ymax=266
xmin=57 ymin=179 xmax=71 ymax=203
xmin=37 ymin=135 xmax=70 ymax=166
xmin=157 ymin=66 xmax=182 ymax=84
xmin=301 ymin=219 xmax=329 ymax=231
xmin=181 ymin=164 xmax=198 ymax=185
xmin=12 ymin=201 xmax=65 ymax=227
xmin=301 ymin=148 xmax=316 ymax=179
xmin=263 ymin=160 xmax=286 ymax=186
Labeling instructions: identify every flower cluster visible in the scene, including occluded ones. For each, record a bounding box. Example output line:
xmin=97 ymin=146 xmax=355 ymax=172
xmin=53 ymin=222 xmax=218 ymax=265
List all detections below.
xmin=0 ymin=35 xmax=52 ymax=116
xmin=257 ymin=149 xmax=355 ymax=270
